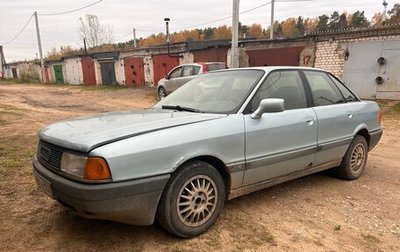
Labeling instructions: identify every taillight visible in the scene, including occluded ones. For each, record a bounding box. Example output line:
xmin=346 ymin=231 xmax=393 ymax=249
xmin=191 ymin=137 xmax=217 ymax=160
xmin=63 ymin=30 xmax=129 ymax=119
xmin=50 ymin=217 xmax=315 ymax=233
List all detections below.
xmin=202 ymin=64 xmax=207 ymax=73
xmin=377 ymin=110 xmax=383 ymax=125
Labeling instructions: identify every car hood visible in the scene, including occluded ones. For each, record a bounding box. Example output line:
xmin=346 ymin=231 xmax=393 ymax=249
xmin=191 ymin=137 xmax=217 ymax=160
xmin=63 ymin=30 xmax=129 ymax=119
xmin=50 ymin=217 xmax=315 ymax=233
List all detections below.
xmin=39 ymin=109 xmax=226 ymax=153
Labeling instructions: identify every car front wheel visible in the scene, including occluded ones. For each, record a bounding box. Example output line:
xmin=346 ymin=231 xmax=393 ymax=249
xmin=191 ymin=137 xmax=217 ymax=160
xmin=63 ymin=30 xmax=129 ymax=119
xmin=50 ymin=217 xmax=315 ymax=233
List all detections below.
xmin=157 ymin=160 xmax=226 ymax=238
xmin=158 ymin=87 xmax=167 ymax=99
xmin=337 ymin=135 xmax=368 ymax=180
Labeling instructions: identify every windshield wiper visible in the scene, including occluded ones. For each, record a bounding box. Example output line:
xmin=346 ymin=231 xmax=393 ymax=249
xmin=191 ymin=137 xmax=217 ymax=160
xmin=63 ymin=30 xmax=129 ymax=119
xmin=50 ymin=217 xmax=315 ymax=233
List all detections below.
xmin=161 ymin=105 xmax=201 ymax=113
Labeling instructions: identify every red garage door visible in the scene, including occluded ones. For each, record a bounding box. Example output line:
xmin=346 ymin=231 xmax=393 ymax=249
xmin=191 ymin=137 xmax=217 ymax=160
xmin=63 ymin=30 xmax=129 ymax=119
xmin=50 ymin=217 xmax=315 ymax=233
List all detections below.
xmin=124 ymin=57 xmax=145 ymax=87
xmin=193 ymin=48 xmax=228 ymax=64
xmin=152 ymin=55 xmax=179 ymax=85
xmin=81 ymin=56 xmax=96 ymax=85
xmin=247 ymin=46 xmax=304 ymax=67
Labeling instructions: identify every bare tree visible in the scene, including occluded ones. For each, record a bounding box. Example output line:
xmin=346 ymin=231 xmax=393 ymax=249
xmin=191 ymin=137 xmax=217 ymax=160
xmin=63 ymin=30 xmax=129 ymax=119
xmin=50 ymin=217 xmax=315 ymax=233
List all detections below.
xmin=79 ymin=14 xmax=114 ymax=47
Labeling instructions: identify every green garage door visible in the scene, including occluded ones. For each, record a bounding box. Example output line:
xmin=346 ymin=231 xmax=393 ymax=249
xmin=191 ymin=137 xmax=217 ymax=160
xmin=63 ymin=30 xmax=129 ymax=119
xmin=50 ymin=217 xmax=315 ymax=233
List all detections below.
xmin=53 ymin=65 xmax=64 ymax=84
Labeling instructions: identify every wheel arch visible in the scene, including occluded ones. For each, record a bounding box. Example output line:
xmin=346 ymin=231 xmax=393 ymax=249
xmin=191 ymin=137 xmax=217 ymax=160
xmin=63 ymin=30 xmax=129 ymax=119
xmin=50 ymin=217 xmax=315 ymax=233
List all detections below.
xmin=174 ymin=155 xmax=231 ymax=199
xmin=355 ymin=128 xmax=370 ymax=147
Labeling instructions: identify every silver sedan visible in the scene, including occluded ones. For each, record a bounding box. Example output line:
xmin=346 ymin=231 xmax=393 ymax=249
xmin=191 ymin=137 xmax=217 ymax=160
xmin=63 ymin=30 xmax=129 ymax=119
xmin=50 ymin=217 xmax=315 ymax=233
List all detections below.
xmin=33 ymin=67 xmax=382 ymax=238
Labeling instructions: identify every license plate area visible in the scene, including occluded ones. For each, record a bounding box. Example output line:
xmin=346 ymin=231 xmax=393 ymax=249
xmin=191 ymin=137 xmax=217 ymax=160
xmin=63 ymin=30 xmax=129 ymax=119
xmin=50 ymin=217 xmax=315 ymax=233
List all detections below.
xmin=34 ymin=172 xmax=54 ymax=199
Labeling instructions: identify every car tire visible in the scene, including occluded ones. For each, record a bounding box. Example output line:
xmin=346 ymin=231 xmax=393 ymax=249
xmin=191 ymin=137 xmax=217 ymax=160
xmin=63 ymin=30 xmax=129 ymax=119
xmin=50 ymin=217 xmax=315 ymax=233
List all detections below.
xmin=158 ymin=87 xmax=167 ymax=100
xmin=337 ymin=135 xmax=368 ymax=180
xmin=157 ymin=160 xmax=226 ymax=238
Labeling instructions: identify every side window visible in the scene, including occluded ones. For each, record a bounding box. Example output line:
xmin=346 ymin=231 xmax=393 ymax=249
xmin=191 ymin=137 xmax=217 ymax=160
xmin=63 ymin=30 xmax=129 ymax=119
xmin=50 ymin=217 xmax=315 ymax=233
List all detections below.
xmin=304 ymin=71 xmax=344 ymax=106
xmin=329 ymin=74 xmax=358 ymax=102
xmin=182 ymin=66 xmax=194 ymax=77
xmin=249 ymin=70 xmax=307 ymax=112
xmin=193 ymin=66 xmax=201 ymax=75
xmin=169 ymin=67 xmax=182 ymax=79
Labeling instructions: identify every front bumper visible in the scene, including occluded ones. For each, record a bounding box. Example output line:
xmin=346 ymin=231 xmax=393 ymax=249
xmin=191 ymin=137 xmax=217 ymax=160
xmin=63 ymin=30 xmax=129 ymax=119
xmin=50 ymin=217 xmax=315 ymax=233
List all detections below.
xmin=32 ymin=155 xmax=170 ymax=225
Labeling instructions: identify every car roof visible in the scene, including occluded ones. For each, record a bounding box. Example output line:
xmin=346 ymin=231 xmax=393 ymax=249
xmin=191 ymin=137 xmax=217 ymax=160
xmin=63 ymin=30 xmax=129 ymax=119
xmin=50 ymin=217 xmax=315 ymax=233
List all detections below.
xmin=219 ymin=66 xmax=326 ymax=73
xmin=176 ymin=62 xmax=225 ymax=67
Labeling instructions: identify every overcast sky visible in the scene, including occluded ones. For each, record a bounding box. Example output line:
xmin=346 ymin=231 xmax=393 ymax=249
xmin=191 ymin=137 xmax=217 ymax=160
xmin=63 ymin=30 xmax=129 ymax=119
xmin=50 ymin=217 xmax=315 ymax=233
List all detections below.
xmin=0 ymin=0 xmax=394 ymax=62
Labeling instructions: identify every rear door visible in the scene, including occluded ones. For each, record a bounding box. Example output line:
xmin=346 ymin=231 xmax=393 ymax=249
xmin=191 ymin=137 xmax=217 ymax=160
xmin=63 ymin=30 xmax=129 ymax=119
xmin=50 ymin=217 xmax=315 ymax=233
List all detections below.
xmin=178 ymin=65 xmax=200 ymax=88
xmin=243 ymin=70 xmax=318 ymax=186
xmin=164 ymin=66 xmax=182 ymax=93
xmin=302 ymin=70 xmax=356 ymax=166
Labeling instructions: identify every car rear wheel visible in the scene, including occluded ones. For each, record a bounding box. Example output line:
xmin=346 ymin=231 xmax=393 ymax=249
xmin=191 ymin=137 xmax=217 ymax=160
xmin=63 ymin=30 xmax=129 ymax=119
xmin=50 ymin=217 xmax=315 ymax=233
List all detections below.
xmin=157 ymin=160 xmax=225 ymax=238
xmin=337 ymin=135 xmax=368 ymax=180
xmin=158 ymin=87 xmax=167 ymax=99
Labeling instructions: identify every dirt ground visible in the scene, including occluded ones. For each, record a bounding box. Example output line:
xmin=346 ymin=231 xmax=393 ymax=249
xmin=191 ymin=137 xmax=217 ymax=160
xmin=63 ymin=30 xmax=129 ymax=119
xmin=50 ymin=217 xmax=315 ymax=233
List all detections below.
xmin=0 ymin=83 xmax=399 ymax=252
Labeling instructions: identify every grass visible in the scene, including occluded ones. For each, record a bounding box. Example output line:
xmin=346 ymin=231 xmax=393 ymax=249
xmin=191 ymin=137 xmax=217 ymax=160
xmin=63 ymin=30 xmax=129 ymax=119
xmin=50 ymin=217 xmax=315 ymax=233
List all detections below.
xmin=361 ymin=233 xmax=381 ymax=244
xmin=222 ymin=211 xmax=276 ymax=249
xmin=383 ymin=102 xmax=400 ymax=118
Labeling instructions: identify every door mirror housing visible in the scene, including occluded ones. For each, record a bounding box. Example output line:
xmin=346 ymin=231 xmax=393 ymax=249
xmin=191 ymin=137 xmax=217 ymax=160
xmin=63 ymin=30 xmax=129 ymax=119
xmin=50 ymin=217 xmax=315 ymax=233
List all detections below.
xmin=251 ymin=98 xmax=285 ymax=119
xmin=165 ymin=74 xmax=170 ymax=80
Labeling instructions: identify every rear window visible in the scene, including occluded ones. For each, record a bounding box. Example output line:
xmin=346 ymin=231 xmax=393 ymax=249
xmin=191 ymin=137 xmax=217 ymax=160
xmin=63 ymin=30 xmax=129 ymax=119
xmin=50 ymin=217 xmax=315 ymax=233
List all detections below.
xmin=206 ymin=63 xmax=226 ymax=72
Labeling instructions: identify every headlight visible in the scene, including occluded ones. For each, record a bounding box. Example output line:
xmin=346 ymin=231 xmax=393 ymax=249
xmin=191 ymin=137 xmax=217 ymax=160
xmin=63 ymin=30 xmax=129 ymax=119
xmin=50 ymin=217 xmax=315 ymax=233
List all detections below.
xmin=61 ymin=152 xmax=87 ymax=178
xmin=61 ymin=153 xmax=111 ymax=181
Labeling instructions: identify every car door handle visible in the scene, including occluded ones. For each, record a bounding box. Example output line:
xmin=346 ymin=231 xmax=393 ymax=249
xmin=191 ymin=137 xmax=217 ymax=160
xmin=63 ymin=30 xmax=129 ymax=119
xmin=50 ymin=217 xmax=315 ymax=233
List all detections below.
xmin=346 ymin=111 xmax=353 ymax=119
xmin=305 ymin=116 xmax=314 ymax=126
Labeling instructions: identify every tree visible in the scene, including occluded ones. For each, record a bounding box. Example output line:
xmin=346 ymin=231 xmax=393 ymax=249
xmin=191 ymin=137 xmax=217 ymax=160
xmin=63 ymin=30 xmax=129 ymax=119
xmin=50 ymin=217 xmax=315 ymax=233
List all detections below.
xmin=296 ymin=16 xmax=305 ymax=35
xmin=282 ymin=18 xmax=300 ymax=37
xmin=388 ymin=3 xmax=400 ymax=24
xmin=338 ymin=13 xmax=348 ymax=29
xmin=139 ymin=33 xmax=166 ymax=47
xmin=328 ymin=11 xmax=340 ymax=30
xmin=213 ymin=25 xmax=231 ymax=40
xmin=372 ymin=12 xmax=384 ymax=26
xmin=79 ymin=14 xmax=114 ymax=48
xmin=304 ymin=17 xmax=318 ymax=34
xmin=173 ymin=30 xmax=201 ymax=42
xmin=248 ymin=24 xmax=265 ymax=39
xmin=273 ymin=21 xmax=283 ymax=38
xmin=317 ymin=15 xmax=329 ymax=31
xmin=350 ymin=11 xmax=370 ymax=28
xmin=239 ymin=22 xmax=249 ymax=38
xmin=46 ymin=46 xmax=78 ymax=61
xmin=202 ymin=27 xmax=214 ymax=40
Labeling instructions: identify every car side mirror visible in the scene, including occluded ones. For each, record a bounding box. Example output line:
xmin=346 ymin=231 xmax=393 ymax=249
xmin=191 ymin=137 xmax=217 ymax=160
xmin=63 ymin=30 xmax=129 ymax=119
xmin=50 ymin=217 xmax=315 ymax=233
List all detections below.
xmin=251 ymin=98 xmax=284 ymax=119
xmin=165 ymin=74 xmax=170 ymax=80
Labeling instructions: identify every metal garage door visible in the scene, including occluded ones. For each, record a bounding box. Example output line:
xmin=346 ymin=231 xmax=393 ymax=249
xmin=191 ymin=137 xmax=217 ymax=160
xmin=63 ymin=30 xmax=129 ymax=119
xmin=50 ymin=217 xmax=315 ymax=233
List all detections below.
xmin=81 ymin=57 xmax=96 ymax=85
xmin=344 ymin=42 xmax=381 ymax=99
xmin=53 ymin=65 xmax=64 ymax=84
xmin=344 ymin=40 xmax=400 ymax=100
xmin=124 ymin=57 xmax=145 ymax=87
xmin=100 ymin=61 xmax=116 ymax=85
xmin=377 ymin=41 xmax=400 ymax=100
xmin=246 ymin=46 xmax=304 ymax=67
xmin=152 ymin=55 xmax=179 ymax=85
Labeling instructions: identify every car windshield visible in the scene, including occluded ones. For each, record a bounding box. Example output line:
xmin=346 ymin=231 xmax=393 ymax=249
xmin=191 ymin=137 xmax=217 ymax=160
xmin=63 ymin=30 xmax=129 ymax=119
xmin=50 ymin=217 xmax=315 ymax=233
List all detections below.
xmin=154 ymin=69 xmax=265 ymax=114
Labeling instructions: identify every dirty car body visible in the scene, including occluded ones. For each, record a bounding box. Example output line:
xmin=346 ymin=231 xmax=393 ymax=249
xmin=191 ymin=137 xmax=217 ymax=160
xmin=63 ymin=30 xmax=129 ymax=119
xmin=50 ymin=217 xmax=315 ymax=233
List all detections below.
xmin=33 ymin=67 xmax=382 ymax=238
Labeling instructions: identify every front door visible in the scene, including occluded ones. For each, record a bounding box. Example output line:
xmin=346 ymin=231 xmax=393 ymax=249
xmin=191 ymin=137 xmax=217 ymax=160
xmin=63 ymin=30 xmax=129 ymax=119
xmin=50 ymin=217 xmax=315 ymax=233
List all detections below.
xmin=243 ymin=70 xmax=318 ymax=186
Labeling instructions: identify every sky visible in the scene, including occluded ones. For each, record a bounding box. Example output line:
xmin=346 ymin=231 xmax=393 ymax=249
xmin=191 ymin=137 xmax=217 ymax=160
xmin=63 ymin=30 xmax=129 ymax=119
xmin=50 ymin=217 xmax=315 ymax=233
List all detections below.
xmin=0 ymin=0 xmax=394 ymax=62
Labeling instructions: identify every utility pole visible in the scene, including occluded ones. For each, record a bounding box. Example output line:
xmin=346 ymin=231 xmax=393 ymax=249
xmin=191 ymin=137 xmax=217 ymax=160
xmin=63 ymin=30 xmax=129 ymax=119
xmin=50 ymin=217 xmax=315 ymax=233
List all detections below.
xmin=34 ymin=11 xmax=45 ymax=83
xmin=270 ymin=0 xmax=275 ymax=40
xmin=133 ymin=28 xmax=137 ymax=48
xmin=231 ymin=0 xmax=240 ymax=68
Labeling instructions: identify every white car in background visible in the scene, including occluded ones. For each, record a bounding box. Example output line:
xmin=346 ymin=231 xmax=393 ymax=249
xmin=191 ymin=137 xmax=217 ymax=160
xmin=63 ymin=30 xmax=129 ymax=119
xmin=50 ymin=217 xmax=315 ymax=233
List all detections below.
xmin=157 ymin=62 xmax=226 ymax=99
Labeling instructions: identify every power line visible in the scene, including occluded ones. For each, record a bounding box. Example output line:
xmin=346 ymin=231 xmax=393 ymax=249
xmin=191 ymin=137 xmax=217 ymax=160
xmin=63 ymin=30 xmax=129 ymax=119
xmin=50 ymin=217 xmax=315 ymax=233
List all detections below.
xmin=171 ymin=2 xmax=272 ymax=31
xmin=2 ymin=13 xmax=34 ymax=45
xmin=133 ymin=2 xmax=273 ymax=34
xmin=40 ymin=0 xmax=104 ymax=16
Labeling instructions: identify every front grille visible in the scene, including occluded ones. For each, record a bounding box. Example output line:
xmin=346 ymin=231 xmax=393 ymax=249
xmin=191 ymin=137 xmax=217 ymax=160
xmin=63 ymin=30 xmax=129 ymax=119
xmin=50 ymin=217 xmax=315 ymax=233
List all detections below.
xmin=37 ymin=140 xmax=64 ymax=170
